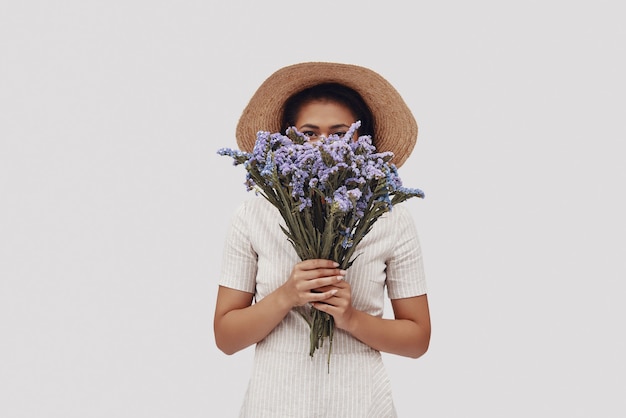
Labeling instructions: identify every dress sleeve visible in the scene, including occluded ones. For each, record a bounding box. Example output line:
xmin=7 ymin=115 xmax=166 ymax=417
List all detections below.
xmin=385 ymin=205 xmax=427 ymax=299
xmin=218 ymin=200 xmax=258 ymax=294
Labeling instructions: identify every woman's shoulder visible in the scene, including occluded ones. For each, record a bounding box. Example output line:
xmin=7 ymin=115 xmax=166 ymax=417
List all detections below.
xmin=237 ymin=195 xmax=273 ymax=210
xmin=372 ymin=201 xmax=420 ymax=238
xmin=230 ymin=196 xmax=278 ymax=221
xmin=384 ymin=201 xmax=415 ymax=223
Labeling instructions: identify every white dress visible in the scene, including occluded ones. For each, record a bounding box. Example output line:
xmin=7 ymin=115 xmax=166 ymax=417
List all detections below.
xmin=219 ymin=197 xmax=427 ymax=417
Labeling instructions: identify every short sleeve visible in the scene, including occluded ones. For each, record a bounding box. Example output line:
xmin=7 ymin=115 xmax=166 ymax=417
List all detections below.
xmin=218 ymin=201 xmax=258 ymax=294
xmin=385 ymin=205 xmax=427 ymax=299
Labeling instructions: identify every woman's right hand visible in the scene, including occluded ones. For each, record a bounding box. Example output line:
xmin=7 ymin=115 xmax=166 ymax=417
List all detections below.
xmin=214 ymin=259 xmax=346 ymax=355
xmin=279 ymin=259 xmax=346 ymax=307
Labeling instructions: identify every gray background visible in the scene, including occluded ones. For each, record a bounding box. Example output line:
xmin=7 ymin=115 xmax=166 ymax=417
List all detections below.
xmin=1 ymin=1 xmax=624 ymax=417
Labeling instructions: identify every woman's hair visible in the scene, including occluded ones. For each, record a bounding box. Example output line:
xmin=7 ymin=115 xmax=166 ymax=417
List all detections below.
xmin=281 ymin=83 xmax=375 ymax=138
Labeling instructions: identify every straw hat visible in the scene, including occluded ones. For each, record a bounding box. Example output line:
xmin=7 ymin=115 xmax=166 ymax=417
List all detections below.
xmin=236 ymin=62 xmax=418 ymax=167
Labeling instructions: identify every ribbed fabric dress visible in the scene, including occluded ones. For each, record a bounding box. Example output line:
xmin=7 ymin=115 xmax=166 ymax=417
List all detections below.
xmin=219 ymin=197 xmax=427 ymax=418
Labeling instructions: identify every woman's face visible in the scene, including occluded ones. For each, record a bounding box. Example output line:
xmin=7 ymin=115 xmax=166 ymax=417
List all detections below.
xmin=294 ymin=99 xmax=357 ymax=141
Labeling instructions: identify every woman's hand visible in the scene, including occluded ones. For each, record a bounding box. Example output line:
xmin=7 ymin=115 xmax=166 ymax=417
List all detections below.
xmin=279 ymin=259 xmax=346 ymax=308
xmin=214 ymin=259 xmax=345 ymax=355
xmin=311 ymin=279 xmax=354 ymax=331
xmin=312 ymin=284 xmax=431 ymax=359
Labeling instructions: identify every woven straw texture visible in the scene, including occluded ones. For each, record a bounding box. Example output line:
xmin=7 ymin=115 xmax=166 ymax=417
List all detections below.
xmin=235 ymin=62 xmax=417 ymax=167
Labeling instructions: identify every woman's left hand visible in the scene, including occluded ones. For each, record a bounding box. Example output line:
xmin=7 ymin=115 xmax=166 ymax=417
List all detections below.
xmin=311 ymin=279 xmax=354 ymax=331
xmin=314 ymin=281 xmax=431 ymax=358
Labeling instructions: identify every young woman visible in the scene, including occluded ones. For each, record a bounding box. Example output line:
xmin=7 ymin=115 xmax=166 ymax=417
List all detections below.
xmin=214 ymin=62 xmax=430 ymax=417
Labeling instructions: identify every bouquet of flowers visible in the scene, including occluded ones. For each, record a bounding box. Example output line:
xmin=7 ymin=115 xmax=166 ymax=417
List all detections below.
xmin=218 ymin=122 xmax=424 ymax=368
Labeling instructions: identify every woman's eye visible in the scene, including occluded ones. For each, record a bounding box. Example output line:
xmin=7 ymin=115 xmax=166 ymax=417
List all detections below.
xmin=332 ymin=131 xmax=347 ymax=138
xmin=302 ymin=131 xmax=318 ymax=138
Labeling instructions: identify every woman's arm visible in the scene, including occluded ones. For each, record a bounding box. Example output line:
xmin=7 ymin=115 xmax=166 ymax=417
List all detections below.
xmin=213 ymin=286 xmax=289 ymax=355
xmin=313 ymin=283 xmax=431 ymax=358
xmin=213 ymin=259 xmax=346 ymax=355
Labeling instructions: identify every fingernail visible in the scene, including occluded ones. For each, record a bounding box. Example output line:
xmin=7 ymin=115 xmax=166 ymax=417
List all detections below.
xmin=333 ymin=262 xmax=340 ymax=267
xmin=337 ymin=275 xmax=344 ymax=281
xmin=330 ymin=289 xmax=338 ymax=295
xmin=339 ymin=270 xmax=347 ymax=275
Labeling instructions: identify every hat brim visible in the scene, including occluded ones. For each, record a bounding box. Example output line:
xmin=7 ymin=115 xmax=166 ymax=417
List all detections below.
xmin=235 ymin=62 xmax=417 ymax=167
